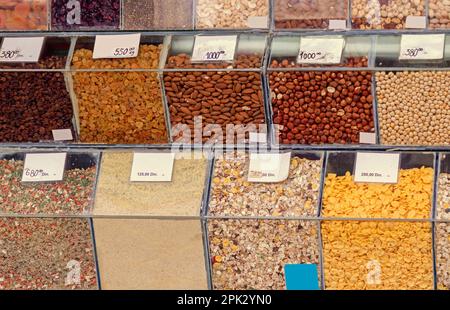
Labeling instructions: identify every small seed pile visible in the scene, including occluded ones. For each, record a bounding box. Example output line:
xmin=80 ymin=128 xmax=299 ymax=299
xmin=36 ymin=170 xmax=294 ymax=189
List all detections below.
xmin=438 ymin=173 xmax=450 ymax=220
xmin=0 ymin=159 xmax=96 ymax=216
xmin=208 ymin=219 xmax=320 ymax=290
xmin=196 ymin=0 xmax=269 ymax=29
xmin=274 ymin=0 xmax=348 ymax=29
xmin=164 ymin=54 xmax=265 ymax=144
xmin=322 ymin=221 xmax=433 ymax=290
xmin=270 ymin=58 xmax=374 ymax=145
xmin=429 ymin=0 xmax=450 ymax=28
xmin=72 ymin=45 xmax=168 ymax=144
xmin=351 ymin=0 xmax=425 ymax=29
xmin=123 ymin=0 xmax=193 ymax=30
xmin=0 ymin=0 xmax=47 ymax=30
xmin=0 ymin=218 xmax=97 ymax=290
xmin=436 ymin=223 xmax=450 ymax=290
xmin=322 ymin=168 xmax=434 ymax=219
xmin=209 ymin=153 xmax=322 ymax=217
xmin=376 ymin=71 xmax=450 ymax=146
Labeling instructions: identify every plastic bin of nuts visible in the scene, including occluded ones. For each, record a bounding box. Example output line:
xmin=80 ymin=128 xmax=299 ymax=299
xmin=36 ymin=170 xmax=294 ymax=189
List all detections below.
xmin=195 ymin=0 xmax=270 ymax=29
xmin=92 ymin=150 xmax=209 ymax=289
xmin=0 ymin=0 xmax=48 ymax=31
xmin=375 ymin=35 xmax=450 ymax=146
xmin=274 ymin=0 xmax=349 ymax=30
xmin=268 ymin=34 xmax=376 ymax=145
xmin=163 ymin=34 xmax=268 ymax=145
xmin=69 ymin=35 xmax=169 ymax=144
xmin=50 ymin=0 xmax=120 ymax=30
xmin=0 ymin=36 xmax=77 ymax=143
xmin=351 ymin=0 xmax=426 ymax=30
xmin=206 ymin=151 xmax=323 ymax=290
xmin=321 ymin=151 xmax=436 ymax=290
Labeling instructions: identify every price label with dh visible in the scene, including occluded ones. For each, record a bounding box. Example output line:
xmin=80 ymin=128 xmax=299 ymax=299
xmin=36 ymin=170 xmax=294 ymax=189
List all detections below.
xmin=353 ymin=152 xmax=400 ymax=184
xmin=93 ymin=34 xmax=141 ymax=59
xmin=297 ymin=37 xmax=345 ymax=65
xmin=191 ymin=35 xmax=237 ymax=62
xmin=22 ymin=153 xmax=67 ymax=183
xmin=399 ymin=34 xmax=445 ymax=60
xmin=0 ymin=37 xmax=45 ymax=63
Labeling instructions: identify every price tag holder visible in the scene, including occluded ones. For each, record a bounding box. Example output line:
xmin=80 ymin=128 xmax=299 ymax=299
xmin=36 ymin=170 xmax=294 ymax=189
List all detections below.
xmin=191 ymin=35 xmax=237 ymax=62
xmin=130 ymin=153 xmax=175 ymax=182
xmin=52 ymin=129 xmax=73 ymax=141
xmin=22 ymin=153 xmax=67 ymax=183
xmin=93 ymin=33 xmax=141 ymax=59
xmin=399 ymin=34 xmax=445 ymax=60
xmin=0 ymin=37 xmax=45 ymax=63
xmin=359 ymin=132 xmax=377 ymax=144
xmin=248 ymin=152 xmax=291 ymax=183
xmin=354 ymin=152 xmax=400 ymax=184
xmin=297 ymin=37 xmax=345 ymax=65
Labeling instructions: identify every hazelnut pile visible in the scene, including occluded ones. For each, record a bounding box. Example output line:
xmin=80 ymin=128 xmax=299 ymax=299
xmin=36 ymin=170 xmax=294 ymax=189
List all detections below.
xmin=269 ymin=58 xmax=374 ymax=145
xmin=429 ymin=0 xmax=450 ymax=28
xmin=376 ymin=71 xmax=450 ymax=146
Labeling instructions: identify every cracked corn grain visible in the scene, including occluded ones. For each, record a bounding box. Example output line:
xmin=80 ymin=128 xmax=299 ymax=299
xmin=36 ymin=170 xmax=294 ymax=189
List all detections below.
xmin=209 ymin=153 xmax=322 ymax=217
xmin=208 ymin=219 xmax=320 ymax=290
xmin=0 ymin=159 xmax=96 ymax=216
xmin=322 ymin=167 xmax=434 ymax=219
xmin=322 ymin=221 xmax=433 ymax=290
xmin=94 ymin=152 xmax=207 ymax=216
xmin=436 ymin=223 xmax=450 ymax=290
xmin=0 ymin=218 xmax=97 ymax=290
xmin=72 ymin=45 xmax=168 ymax=144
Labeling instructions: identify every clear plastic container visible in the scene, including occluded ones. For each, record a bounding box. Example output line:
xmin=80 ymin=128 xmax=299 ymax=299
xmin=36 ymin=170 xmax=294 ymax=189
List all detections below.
xmin=195 ymin=0 xmax=270 ymax=29
xmin=0 ymin=0 xmax=48 ymax=31
xmin=375 ymin=35 xmax=450 ymax=146
xmin=274 ymin=0 xmax=349 ymax=30
xmin=123 ymin=0 xmax=194 ymax=30
xmin=268 ymin=34 xmax=375 ymax=145
xmin=351 ymin=0 xmax=426 ymax=30
xmin=163 ymin=34 xmax=268 ymax=145
xmin=0 ymin=37 xmax=76 ymax=143
xmin=0 ymin=150 xmax=99 ymax=216
xmin=50 ymin=0 xmax=120 ymax=30
xmin=69 ymin=35 xmax=169 ymax=144
xmin=93 ymin=150 xmax=209 ymax=217
xmin=321 ymin=151 xmax=435 ymax=219
xmin=437 ymin=153 xmax=450 ymax=220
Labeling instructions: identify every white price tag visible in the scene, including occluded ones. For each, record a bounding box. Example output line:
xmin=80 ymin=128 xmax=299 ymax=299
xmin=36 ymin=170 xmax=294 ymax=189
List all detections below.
xmin=354 ymin=153 xmax=400 ymax=184
xmin=130 ymin=153 xmax=175 ymax=182
xmin=248 ymin=152 xmax=291 ymax=183
xmin=405 ymin=16 xmax=426 ymax=29
xmin=298 ymin=37 xmax=345 ymax=64
xmin=0 ymin=37 xmax=44 ymax=63
xmin=247 ymin=16 xmax=269 ymax=28
xmin=249 ymin=132 xmax=267 ymax=144
xmin=399 ymin=34 xmax=445 ymax=60
xmin=52 ymin=129 xmax=73 ymax=141
xmin=191 ymin=35 xmax=237 ymax=62
xmin=93 ymin=34 xmax=141 ymax=59
xmin=22 ymin=153 xmax=67 ymax=183
xmin=329 ymin=20 xmax=347 ymax=30
xmin=359 ymin=132 xmax=377 ymax=144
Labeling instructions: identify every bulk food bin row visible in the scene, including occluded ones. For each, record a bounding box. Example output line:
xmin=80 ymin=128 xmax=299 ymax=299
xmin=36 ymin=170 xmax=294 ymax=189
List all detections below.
xmin=3 ymin=1 xmax=450 ymax=31
xmin=1 ymin=32 xmax=449 ymax=147
xmin=0 ymin=148 xmax=449 ymax=290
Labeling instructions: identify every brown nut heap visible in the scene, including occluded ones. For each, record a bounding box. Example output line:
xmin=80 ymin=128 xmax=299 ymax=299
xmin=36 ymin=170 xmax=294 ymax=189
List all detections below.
xmin=429 ymin=0 xmax=450 ymax=28
xmin=352 ymin=0 xmax=425 ymax=29
xmin=274 ymin=0 xmax=348 ymax=29
xmin=72 ymin=45 xmax=168 ymax=144
xmin=164 ymin=54 xmax=266 ymax=143
xmin=269 ymin=58 xmax=374 ymax=145
xmin=376 ymin=71 xmax=450 ymax=146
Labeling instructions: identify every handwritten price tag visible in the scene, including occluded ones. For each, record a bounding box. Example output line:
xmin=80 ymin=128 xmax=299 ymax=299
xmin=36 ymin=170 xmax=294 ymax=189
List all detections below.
xmin=399 ymin=34 xmax=445 ymax=60
xmin=354 ymin=153 xmax=400 ymax=184
xmin=298 ymin=37 xmax=345 ymax=64
xmin=130 ymin=153 xmax=175 ymax=182
xmin=248 ymin=152 xmax=291 ymax=183
xmin=0 ymin=37 xmax=44 ymax=63
xmin=191 ymin=35 xmax=237 ymax=62
xmin=22 ymin=153 xmax=67 ymax=183
xmin=93 ymin=34 xmax=141 ymax=59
